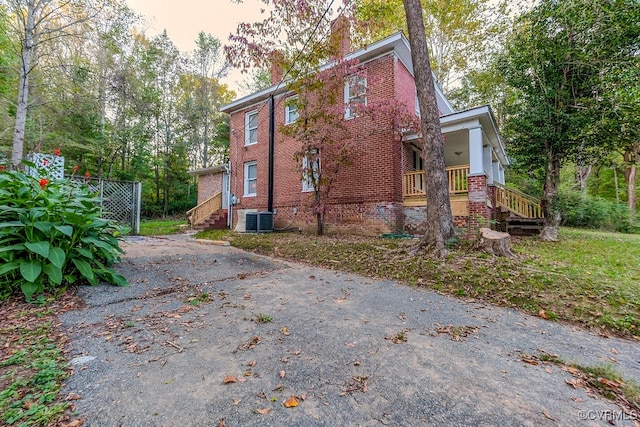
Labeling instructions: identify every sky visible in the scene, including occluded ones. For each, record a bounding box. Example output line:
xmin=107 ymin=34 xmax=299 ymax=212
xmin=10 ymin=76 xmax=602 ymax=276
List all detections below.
xmin=124 ymin=0 xmax=267 ymax=95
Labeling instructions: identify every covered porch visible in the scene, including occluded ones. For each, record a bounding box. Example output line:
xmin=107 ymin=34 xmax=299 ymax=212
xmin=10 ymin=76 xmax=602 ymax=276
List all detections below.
xmin=401 ymin=105 xmax=541 ymax=231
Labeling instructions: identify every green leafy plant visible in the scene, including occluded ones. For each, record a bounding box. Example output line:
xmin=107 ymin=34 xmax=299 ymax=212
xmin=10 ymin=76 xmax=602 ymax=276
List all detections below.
xmin=255 ymin=313 xmax=273 ymax=323
xmin=0 ymin=166 xmax=128 ymax=301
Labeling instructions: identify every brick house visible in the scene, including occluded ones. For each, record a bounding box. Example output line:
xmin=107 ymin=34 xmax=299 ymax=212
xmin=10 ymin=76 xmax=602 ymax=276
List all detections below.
xmin=189 ymin=29 xmax=540 ymax=235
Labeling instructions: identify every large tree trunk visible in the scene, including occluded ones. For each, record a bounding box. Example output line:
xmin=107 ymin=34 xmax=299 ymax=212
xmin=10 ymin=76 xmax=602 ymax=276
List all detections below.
xmin=574 ymin=163 xmax=592 ymax=192
xmin=11 ymin=1 xmax=36 ymax=166
xmin=540 ymin=148 xmax=561 ymax=241
xmin=403 ymin=0 xmax=454 ymax=258
xmin=623 ymin=145 xmax=639 ymax=218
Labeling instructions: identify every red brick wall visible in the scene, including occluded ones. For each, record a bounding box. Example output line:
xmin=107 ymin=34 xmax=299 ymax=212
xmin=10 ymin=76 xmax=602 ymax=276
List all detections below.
xmin=395 ymin=58 xmax=417 ymax=114
xmin=197 ymin=173 xmax=223 ymax=205
xmin=229 ymin=54 xmax=411 ymax=235
xmin=468 ymin=174 xmax=489 ymax=229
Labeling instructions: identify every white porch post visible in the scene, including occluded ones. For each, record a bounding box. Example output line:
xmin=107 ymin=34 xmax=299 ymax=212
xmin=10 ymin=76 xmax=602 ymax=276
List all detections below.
xmin=483 ymin=145 xmax=493 ymax=184
xmin=492 ymin=160 xmax=500 ymax=185
xmin=468 ymin=126 xmax=484 ymax=176
xmin=499 ymin=164 xmax=505 ymax=185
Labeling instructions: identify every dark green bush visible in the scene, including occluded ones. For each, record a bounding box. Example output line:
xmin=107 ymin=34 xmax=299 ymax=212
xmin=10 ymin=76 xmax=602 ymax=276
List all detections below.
xmin=0 ymin=167 xmax=128 ymax=301
xmin=557 ymin=189 xmax=638 ymax=233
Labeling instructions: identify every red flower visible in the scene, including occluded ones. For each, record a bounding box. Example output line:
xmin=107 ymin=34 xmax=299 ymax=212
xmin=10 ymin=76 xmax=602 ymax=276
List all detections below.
xmin=42 ymin=159 xmax=49 ymax=166
xmin=0 ymin=165 xmax=4 ymax=172
xmin=39 ymin=178 xmax=49 ymax=189
xmin=73 ymin=165 xmax=79 ymax=173
xmin=85 ymin=172 xmax=91 ymax=178
xmin=54 ymin=148 xmax=61 ymax=156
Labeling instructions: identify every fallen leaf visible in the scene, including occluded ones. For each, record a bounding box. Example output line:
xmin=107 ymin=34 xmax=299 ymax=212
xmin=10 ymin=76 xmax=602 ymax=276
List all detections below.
xmin=299 ymin=393 xmax=307 ymax=401
xmin=611 ymin=348 xmax=618 ymax=354
xmin=538 ymin=309 xmax=550 ymax=320
xmin=219 ymin=419 xmax=226 ymax=427
xmin=237 ymin=376 xmax=247 ymax=382
xmin=256 ymin=408 xmax=271 ymax=415
xmin=284 ymin=396 xmax=299 ymax=408
xmin=521 ymin=354 xmax=539 ymax=365
xmin=279 ymin=370 xmax=286 ymax=378
xmin=281 ymin=326 xmax=290 ymax=336
xmin=64 ymin=420 xmax=84 ymax=427
xmin=565 ymin=378 xmax=583 ymax=389
xmin=256 ymin=391 xmax=267 ymax=399
xmin=245 ymin=371 xmax=252 ymax=377
xmin=545 ymin=367 xmax=553 ymax=374
xmin=65 ymin=392 xmax=82 ymax=401
xmin=233 ymin=399 xmax=241 ymax=405
xmin=247 ymin=359 xmax=257 ymax=367
xmin=542 ymin=411 xmax=556 ymax=421
xmin=223 ymin=374 xmax=238 ymax=384
xmin=570 ymin=397 xmax=583 ymax=403
xmin=599 ymin=377 xmax=622 ymax=390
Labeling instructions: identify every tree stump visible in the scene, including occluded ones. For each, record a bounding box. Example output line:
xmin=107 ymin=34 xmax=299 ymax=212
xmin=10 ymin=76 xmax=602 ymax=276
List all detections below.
xmin=477 ymin=227 xmax=514 ymax=257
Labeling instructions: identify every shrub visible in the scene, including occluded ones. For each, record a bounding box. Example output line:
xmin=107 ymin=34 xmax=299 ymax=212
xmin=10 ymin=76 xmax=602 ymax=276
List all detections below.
xmin=0 ymin=167 xmax=128 ymax=301
xmin=557 ymin=189 xmax=639 ymax=233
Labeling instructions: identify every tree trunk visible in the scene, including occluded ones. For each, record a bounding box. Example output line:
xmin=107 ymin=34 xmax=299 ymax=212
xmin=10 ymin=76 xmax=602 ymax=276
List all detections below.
xmin=540 ymin=149 xmax=561 ymax=241
xmin=477 ymin=228 xmax=514 ymax=257
xmin=315 ymin=191 xmax=324 ymax=236
xmin=403 ymin=0 xmax=454 ymax=257
xmin=623 ymin=146 xmax=639 ymax=218
xmin=11 ymin=1 xmax=36 ymax=166
xmin=574 ymin=163 xmax=592 ymax=192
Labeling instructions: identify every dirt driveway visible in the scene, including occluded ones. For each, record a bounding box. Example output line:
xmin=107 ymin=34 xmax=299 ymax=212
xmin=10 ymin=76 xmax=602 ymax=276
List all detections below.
xmin=60 ymin=234 xmax=640 ymax=426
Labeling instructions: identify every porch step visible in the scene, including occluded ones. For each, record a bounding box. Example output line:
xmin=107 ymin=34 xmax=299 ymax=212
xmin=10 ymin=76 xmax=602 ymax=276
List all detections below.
xmin=193 ymin=210 xmax=228 ymax=231
xmin=504 ymin=217 xmax=543 ymax=236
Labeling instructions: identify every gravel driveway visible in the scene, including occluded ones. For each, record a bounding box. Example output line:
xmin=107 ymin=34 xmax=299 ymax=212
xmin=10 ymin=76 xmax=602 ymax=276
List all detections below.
xmin=60 ymin=234 xmax=640 ymax=427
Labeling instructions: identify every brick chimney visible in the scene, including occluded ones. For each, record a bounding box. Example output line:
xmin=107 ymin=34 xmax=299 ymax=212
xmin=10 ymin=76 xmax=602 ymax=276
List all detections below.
xmin=269 ymin=51 xmax=284 ymax=85
xmin=330 ymin=15 xmax=351 ymax=57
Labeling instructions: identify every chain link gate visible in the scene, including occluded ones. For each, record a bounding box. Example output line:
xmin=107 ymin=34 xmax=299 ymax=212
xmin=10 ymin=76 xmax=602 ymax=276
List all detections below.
xmin=69 ymin=177 xmax=142 ymax=234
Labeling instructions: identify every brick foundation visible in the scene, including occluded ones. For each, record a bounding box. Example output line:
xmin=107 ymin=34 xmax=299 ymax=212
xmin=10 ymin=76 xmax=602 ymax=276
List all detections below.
xmin=271 ymin=201 xmax=404 ymax=236
xmin=403 ymin=207 xmax=469 ymax=235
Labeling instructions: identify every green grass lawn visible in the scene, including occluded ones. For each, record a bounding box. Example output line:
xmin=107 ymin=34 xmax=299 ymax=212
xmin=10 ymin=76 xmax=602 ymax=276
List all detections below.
xmin=139 ymin=219 xmax=188 ymax=236
xmin=220 ymin=228 xmax=640 ymax=337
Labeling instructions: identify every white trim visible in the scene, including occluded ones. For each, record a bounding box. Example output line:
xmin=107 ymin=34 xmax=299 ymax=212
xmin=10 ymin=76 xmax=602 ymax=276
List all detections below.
xmin=284 ymin=95 xmax=299 ymax=124
xmin=344 ymin=72 xmax=367 ymax=119
xmin=243 ymin=161 xmax=257 ymax=197
xmin=245 ymin=110 xmax=258 ymax=146
xmin=301 ymin=151 xmax=320 ymax=193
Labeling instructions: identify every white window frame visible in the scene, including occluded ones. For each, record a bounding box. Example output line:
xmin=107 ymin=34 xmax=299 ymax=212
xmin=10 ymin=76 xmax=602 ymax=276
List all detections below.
xmin=244 ymin=161 xmax=257 ymax=197
xmin=245 ymin=110 xmax=258 ymax=146
xmin=301 ymin=150 xmax=320 ymax=193
xmin=285 ymin=96 xmax=299 ymax=124
xmin=344 ymin=72 xmax=367 ymax=119
xmin=415 ymin=93 xmax=421 ymax=117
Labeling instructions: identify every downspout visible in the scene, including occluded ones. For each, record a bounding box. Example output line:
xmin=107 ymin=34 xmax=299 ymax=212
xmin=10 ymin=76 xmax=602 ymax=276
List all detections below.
xmin=225 ymin=162 xmax=232 ymax=229
xmin=268 ymin=94 xmax=275 ymax=212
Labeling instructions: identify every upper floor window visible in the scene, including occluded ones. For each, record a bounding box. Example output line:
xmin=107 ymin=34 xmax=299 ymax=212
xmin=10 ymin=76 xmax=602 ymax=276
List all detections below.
xmin=245 ymin=110 xmax=258 ymax=145
xmin=244 ymin=161 xmax=257 ymax=196
xmin=285 ymin=96 xmax=299 ymax=124
xmin=344 ymin=72 xmax=366 ymax=119
xmin=301 ymin=150 xmax=320 ymax=193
